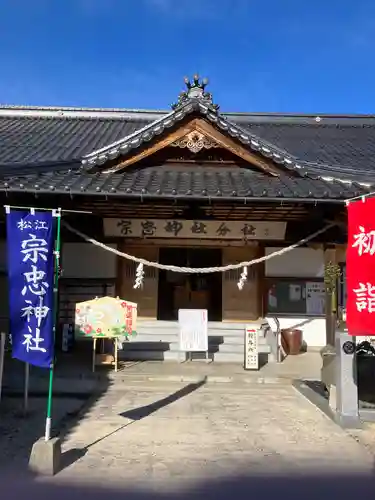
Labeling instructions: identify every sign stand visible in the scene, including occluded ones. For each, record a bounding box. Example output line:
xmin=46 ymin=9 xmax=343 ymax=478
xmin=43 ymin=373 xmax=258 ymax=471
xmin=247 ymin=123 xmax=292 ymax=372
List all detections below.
xmin=45 ymin=208 xmax=61 ymax=442
xmin=178 ymin=309 xmax=209 ymax=363
xmin=92 ymin=337 xmax=97 ymax=373
xmin=75 ymin=296 xmax=136 ymax=372
xmin=244 ymin=326 xmax=259 ymax=370
xmin=114 ymin=338 xmax=118 ymax=372
xmin=92 ymin=336 xmax=118 ymax=373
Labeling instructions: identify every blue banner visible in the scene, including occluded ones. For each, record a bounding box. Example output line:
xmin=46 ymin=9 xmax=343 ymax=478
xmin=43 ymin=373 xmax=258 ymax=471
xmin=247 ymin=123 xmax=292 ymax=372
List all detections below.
xmin=6 ymin=210 xmax=55 ymax=368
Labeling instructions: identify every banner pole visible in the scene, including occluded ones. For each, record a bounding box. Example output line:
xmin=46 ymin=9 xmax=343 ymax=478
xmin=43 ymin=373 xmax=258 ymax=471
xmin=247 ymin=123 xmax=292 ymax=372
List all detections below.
xmin=0 ymin=332 xmax=5 ymax=404
xmin=44 ymin=209 xmax=61 ymax=441
xmin=24 ymin=362 xmax=29 ymax=415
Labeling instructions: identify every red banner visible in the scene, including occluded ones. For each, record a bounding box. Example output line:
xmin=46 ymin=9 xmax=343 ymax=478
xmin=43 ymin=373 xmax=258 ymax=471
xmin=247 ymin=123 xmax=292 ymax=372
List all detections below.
xmin=347 ymin=197 xmax=375 ymax=335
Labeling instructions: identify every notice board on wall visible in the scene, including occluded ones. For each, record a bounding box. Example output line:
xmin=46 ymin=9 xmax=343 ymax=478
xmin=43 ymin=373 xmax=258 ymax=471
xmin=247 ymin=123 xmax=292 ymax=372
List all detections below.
xmin=305 ymin=282 xmax=325 ymax=315
xmin=266 ymin=279 xmax=326 ymax=316
xmin=178 ymin=309 xmax=208 ymax=352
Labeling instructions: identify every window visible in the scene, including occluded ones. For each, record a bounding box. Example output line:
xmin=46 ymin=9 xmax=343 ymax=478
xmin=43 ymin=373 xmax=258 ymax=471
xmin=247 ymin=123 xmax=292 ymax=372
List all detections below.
xmin=265 ymin=278 xmax=325 ymax=316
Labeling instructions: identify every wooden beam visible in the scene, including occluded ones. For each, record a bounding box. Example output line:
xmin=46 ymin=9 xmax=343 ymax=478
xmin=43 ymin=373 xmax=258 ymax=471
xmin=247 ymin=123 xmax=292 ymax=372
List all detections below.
xmin=194 ymin=119 xmax=280 ymax=176
xmin=107 ymin=122 xmax=196 ymax=172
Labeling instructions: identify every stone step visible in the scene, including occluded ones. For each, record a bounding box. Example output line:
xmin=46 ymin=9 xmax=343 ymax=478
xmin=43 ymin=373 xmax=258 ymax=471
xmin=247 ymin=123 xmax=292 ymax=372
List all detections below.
xmin=212 ymin=352 xmax=245 ymax=363
xmin=125 ymin=342 xmax=244 ymax=353
xmin=126 ymin=336 xmax=268 ymax=351
xmin=136 ymin=326 xmax=178 ymax=335
xmin=217 ymin=343 xmax=245 ymax=353
xmin=137 ymin=320 xmax=178 ymax=329
xmin=77 ymin=330 xmax=270 ymax=347
xmin=132 ymin=334 xmax=268 ymax=345
xmin=215 ymin=343 xmax=271 ymax=355
xmin=119 ymin=350 xmax=181 ymax=362
xmin=136 ymin=328 xmax=267 ymax=338
xmin=134 ymin=334 xmax=179 ymax=343
xmin=123 ymin=342 xmax=173 ymax=351
xmin=138 ymin=320 xmax=266 ymax=331
xmin=119 ymin=341 xmax=271 ymax=362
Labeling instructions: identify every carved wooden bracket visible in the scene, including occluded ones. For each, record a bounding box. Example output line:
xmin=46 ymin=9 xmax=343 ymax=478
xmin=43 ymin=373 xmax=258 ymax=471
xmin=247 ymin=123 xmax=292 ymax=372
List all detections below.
xmin=171 ymin=131 xmax=219 ymax=153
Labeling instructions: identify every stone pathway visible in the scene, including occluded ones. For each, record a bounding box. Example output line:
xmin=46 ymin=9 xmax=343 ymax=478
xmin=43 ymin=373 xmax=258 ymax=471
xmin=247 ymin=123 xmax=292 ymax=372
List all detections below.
xmin=2 ymin=352 xmax=323 ymax=394
xmin=50 ymin=379 xmax=374 ymax=490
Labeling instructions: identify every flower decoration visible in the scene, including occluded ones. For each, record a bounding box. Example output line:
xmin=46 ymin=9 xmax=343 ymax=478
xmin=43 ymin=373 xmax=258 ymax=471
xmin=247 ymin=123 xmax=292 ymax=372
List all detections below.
xmin=84 ymin=324 xmax=92 ymax=335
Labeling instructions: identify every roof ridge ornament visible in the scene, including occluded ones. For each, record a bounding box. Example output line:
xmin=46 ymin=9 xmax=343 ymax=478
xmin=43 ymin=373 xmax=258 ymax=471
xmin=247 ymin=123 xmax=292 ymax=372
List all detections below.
xmin=172 ymin=75 xmax=219 ymax=112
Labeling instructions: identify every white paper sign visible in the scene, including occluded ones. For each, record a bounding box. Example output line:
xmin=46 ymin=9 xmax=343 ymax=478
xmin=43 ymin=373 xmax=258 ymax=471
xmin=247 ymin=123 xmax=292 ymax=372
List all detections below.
xmin=306 ymin=282 xmax=325 ymax=315
xmin=289 ymin=284 xmax=301 ymax=302
xmin=244 ymin=326 xmax=259 ymax=370
xmin=178 ymin=309 xmax=208 ymax=352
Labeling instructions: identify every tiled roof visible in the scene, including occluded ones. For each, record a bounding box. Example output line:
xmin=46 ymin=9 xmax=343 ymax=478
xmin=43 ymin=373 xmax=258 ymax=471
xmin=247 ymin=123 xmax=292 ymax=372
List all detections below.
xmin=0 ymin=106 xmax=374 ymax=184
xmin=0 ymin=164 xmax=365 ymax=201
xmin=0 ymin=114 xmax=147 ymax=169
xmin=240 ymin=121 xmax=375 ymax=182
xmin=81 ymin=99 xmax=305 ymax=176
xmin=0 ymin=74 xmax=374 ymax=203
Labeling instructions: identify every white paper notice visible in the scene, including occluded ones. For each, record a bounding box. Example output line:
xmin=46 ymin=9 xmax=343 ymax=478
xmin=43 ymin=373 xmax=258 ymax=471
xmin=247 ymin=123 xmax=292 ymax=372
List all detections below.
xmin=289 ymin=284 xmax=302 ymax=302
xmin=178 ymin=309 xmax=208 ymax=352
xmin=268 ymin=290 xmax=278 ymax=309
xmin=306 ymin=282 xmax=325 ymax=315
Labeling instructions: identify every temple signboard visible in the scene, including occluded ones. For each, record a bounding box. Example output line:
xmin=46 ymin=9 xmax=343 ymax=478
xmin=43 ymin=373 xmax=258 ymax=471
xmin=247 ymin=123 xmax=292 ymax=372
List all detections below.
xmin=103 ymin=219 xmax=286 ymax=240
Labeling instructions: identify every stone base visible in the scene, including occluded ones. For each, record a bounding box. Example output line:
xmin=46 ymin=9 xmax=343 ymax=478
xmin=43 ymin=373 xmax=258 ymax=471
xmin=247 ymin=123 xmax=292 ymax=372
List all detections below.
xmin=328 ymin=384 xmax=336 ymax=412
xmin=29 ymin=436 xmax=61 ymax=476
xmin=334 ymin=411 xmax=362 ymax=429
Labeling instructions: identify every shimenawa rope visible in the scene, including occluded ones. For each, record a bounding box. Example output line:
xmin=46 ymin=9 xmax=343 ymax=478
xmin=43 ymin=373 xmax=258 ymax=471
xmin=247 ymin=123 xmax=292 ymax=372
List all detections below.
xmin=62 ymin=221 xmax=335 ymax=274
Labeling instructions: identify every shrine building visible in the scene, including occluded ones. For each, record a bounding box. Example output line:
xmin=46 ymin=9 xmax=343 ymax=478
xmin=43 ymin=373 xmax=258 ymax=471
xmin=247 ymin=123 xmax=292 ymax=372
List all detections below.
xmin=0 ymin=75 xmax=371 ymax=362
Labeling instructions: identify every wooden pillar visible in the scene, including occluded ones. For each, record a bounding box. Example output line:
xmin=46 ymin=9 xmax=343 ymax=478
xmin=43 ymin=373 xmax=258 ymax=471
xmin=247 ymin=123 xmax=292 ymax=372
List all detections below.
xmin=116 ymin=242 xmax=159 ymax=319
xmin=324 ymin=245 xmax=347 ymax=346
xmin=324 ymin=247 xmax=336 ymax=346
xmin=257 ymin=245 xmax=265 ymax=318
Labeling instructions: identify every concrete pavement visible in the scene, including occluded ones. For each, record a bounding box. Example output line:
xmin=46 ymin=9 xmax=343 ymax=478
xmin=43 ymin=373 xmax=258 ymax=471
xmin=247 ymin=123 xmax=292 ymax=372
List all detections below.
xmin=1 ymin=352 xmax=323 ymax=396
xmin=50 ymin=379 xmax=374 ymax=490
xmin=0 ymin=395 xmax=87 ymax=469
xmin=2 ymin=353 xmax=375 ymax=492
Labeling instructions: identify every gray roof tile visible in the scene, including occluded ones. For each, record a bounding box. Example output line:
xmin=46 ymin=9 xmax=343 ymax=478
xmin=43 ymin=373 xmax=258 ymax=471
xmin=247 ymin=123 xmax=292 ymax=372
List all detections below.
xmin=0 ymin=109 xmax=374 ymax=184
xmin=0 ymin=116 xmax=146 ymax=165
xmin=241 ymin=122 xmax=375 ymax=180
xmin=0 ymin=71 xmax=375 ymax=205
xmin=0 ymin=164 xmax=366 ymax=201
xmin=81 ymin=99 xmax=305 ymax=175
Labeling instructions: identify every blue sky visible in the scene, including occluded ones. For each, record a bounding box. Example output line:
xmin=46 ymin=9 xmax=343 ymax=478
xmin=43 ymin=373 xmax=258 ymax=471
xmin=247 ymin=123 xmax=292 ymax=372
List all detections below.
xmin=0 ymin=0 xmax=374 ymax=113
